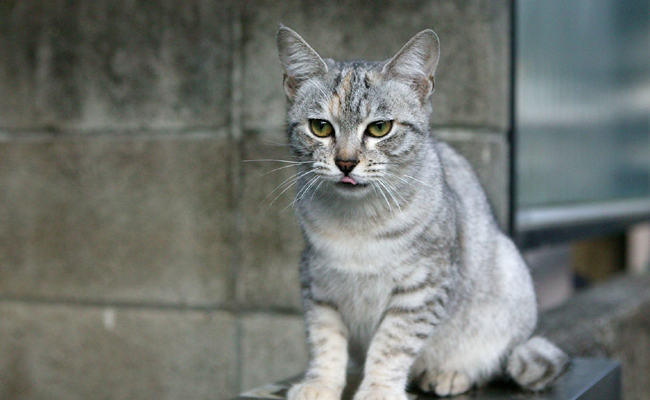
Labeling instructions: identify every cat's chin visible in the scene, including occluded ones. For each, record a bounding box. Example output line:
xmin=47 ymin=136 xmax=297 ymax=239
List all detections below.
xmin=333 ymin=181 xmax=371 ymax=197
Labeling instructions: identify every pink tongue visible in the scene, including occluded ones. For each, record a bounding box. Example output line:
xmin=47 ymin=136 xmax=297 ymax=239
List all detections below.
xmin=341 ymin=176 xmax=357 ymax=185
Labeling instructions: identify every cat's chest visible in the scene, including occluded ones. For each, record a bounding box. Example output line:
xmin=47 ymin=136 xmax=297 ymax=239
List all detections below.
xmin=313 ymin=268 xmax=394 ymax=359
xmin=307 ymin=223 xmax=406 ymax=274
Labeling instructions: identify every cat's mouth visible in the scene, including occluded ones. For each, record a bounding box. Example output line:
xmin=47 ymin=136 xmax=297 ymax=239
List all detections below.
xmin=337 ymin=176 xmax=368 ymax=188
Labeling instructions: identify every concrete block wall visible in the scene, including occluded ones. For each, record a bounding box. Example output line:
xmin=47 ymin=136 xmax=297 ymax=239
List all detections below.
xmin=0 ymin=1 xmax=511 ymax=399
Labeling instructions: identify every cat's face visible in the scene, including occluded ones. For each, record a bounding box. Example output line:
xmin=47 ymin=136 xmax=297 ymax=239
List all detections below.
xmin=277 ymin=27 xmax=440 ymax=200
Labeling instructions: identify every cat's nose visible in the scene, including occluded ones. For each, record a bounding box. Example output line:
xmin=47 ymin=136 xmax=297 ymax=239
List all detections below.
xmin=335 ymin=158 xmax=358 ymax=174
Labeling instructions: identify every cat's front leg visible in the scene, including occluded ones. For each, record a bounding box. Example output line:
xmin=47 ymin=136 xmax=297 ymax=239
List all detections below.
xmin=353 ymin=299 xmax=442 ymax=400
xmin=289 ymin=301 xmax=349 ymax=400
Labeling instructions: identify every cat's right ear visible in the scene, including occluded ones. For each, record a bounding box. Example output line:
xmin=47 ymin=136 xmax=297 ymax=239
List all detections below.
xmin=276 ymin=25 xmax=328 ymax=101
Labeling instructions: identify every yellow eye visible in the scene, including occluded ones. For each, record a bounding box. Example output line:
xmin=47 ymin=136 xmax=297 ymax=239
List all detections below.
xmin=366 ymin=121 xmax=393 ymax=138
xmin=309 ymin=119 xmax=334 ymax=138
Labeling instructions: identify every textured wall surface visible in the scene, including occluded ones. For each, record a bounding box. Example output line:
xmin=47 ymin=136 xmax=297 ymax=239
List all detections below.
xmin=0 ymin=1 xmax=512 ymax=398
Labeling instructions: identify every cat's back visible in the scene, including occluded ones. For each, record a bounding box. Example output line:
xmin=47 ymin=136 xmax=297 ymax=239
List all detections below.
xmin=434 ymin=140 xmax=498 ymax=234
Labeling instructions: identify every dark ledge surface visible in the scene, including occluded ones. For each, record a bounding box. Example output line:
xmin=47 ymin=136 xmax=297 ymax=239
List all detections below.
xmin=232 ymin=358 xmax=620 ymax=400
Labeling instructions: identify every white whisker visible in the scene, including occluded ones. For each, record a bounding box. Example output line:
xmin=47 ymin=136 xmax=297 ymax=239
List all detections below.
xmin=402 ymin=174 xmax=454 ymax=202
xmin=261 ymin=169 xmax=316 ymax=214
xmin=382 ymin=178 xmax=407 ymax=204
xmin=377 ymin=178 xmax=402 ymax=213
xmin=243 ymin=159 xmax=307 ymax=164
xmin=262 ymin=163 xmax=302 ymax=176
xmin=403 ymin=174 xmax=436 ymax=190
xmin=373 ymin=182 xmax=393 ymax=214
xmin=284 ymin=176 xmax=320 ymax=212
xmin=309 ymin=180 xmax=325 ymax=207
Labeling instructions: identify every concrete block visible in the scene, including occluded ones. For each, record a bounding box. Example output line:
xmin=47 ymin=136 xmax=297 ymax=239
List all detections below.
xmin=237 ymin=131 xmax=304 ymax=310
xmin=0 ymin=0 xmax=233 ymax=131
xmin=242 ymin=0 xmax=510 ymax=133
xmin=539 ymin=274 xmax=650 ymax=400
xmin=240 ymin=313 xmax=307 ymax=392
xmin=0 ymin=302 xmax=238 ymax=400
xmin=0 ymin=133 xmax=236 ymax=306
xmin=436 ymin=130 xmax=510 ymax=230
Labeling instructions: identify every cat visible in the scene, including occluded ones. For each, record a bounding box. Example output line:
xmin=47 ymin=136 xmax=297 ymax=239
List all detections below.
xmin=275 ymin=25 xmax=569 ymax=400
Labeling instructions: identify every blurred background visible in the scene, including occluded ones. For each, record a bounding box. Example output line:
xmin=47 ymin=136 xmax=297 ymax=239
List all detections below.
xmin=0 ymin=1 xmax=648 ymax=399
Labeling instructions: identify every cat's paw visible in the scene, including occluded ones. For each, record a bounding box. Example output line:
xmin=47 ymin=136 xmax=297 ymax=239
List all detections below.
xmin=430 ymin=371 xmax=471 ymax=397
xmin=353 ymin=388 xmax=408 ymax=400
xmin=287 ymin=382 xmax=340 ymax=400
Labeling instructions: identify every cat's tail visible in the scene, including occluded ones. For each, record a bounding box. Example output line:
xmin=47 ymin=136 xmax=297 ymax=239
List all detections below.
xmin=506 ymin=336 xmax=571 ymax=391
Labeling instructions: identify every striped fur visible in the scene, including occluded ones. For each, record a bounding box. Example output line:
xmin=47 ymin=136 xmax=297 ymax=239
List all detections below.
xmin=277 ymin=26 xmax=569 ymax=400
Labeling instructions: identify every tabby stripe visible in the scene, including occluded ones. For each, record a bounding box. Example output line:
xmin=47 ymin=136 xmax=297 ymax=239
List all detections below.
xmin=311 ymin=298 xmax=339 ymax=311
xmin=386 ymin=304 xmax=436 ymax=316
xmin=378 ymin=220 xmax=420 ymax=240
xmin=413 ymin=316 xmax=437 ymax=325
xmin=287 ymin=121 xmax=300 ymax=133
xmin=392 ymin=275 xmax=433 ymax=295
xmin=380 ymin=344 xmax=419 ymax=359
xmin=399 ymin=121 xmax=427 ymax=136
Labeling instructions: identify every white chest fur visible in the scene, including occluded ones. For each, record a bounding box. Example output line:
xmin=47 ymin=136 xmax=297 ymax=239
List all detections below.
xmin=305 ymin=208 xmax=417 ymax=274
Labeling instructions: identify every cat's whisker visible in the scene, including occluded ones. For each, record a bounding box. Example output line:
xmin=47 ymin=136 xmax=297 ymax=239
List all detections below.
xmin=264 ymin=178 xmax=306 ymax=215
xmin=382 ymin=178 xmax=408 ymax=205
xmin=285 ymin=175 xmax=321 ymax=212
xmin=370 ymin=181 xmax=380 ymax=198
xmin=402 ymin=174 xmax=455 ymax=202
xmin=391 ymin=174 xmax=422 ymax=193
xmin=260 ymin=169 xmax=316 ymax=214
xmin=377 ymin=178 xmax=402 ymax=213
xmin=243 ymin=159 xmax=307 ymax=164
xmin=262 ymin=163 xmax=303 ymax=176
xmin=259 ymin=170 xmax=308 ymax=208
xmin=309 ymin=179 xmax=325 ymax=207
xmin=403 ymin=174 xmax=436 ymax=190
xmin=261 ymin=139 xmax=292 ymax=147
xmin=373 ymin=181 xmax=393 ymax=214
xmin=302 ymin=176 xmax=322 ymax=203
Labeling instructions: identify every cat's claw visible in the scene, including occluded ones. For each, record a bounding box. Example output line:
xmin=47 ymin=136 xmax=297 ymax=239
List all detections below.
xmin=287 ymin=382 xmax=340 ymax=400
xmin=353 ymin=389 xmax=409 ymax=400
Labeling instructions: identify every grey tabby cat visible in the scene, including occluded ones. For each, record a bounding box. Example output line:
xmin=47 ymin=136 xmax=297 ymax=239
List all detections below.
xmin=276 ymin=25 xmax=569 ymax=400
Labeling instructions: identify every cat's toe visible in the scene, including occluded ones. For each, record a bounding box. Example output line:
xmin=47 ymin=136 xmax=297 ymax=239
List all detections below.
xmin=287 ymin=382 xmax=340 ymax=400
xmin=434 ymin=371 xmax=471 ymax=397
xmin=417 ymin=370 xmax=439 ymax=393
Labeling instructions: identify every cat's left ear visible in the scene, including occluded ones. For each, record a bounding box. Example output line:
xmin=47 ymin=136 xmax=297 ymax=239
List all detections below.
xmin=277 ymin=25 xmax=328 ymax=101
xmin=382 ymin=29 xmax=440 ymax=102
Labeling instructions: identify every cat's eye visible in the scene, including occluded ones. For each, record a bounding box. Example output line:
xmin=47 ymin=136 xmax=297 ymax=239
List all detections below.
xmin=366 ymin=121 xmax=393 ymax=138
xmin=309 ymin=119 xmax=334 ymax=138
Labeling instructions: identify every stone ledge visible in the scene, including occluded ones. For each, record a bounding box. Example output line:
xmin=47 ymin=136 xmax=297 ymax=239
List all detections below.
xmin=231 ymin=358 xmax=620 ymax=400
xmin=538 ymin=273 xmax=650 ymax=400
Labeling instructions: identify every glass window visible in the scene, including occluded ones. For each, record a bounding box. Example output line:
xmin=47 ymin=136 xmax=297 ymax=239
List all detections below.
xmin=516 ymin=0 xmax=650 ymax=212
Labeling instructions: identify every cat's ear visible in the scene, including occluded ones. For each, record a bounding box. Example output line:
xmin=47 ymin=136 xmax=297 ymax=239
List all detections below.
xmin=382 ymin=29 xmax=440 ymax=101
xmin=277 ymin=25 xmax=328 ymax=101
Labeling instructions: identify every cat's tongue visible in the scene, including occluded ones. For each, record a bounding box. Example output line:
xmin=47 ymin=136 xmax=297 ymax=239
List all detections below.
xmin=341 ymin=176 xmax=358 ymax=185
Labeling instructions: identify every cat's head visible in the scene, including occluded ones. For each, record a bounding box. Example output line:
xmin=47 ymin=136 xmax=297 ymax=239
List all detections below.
xmin=276 ymin=26 xmax=440 ymax=200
